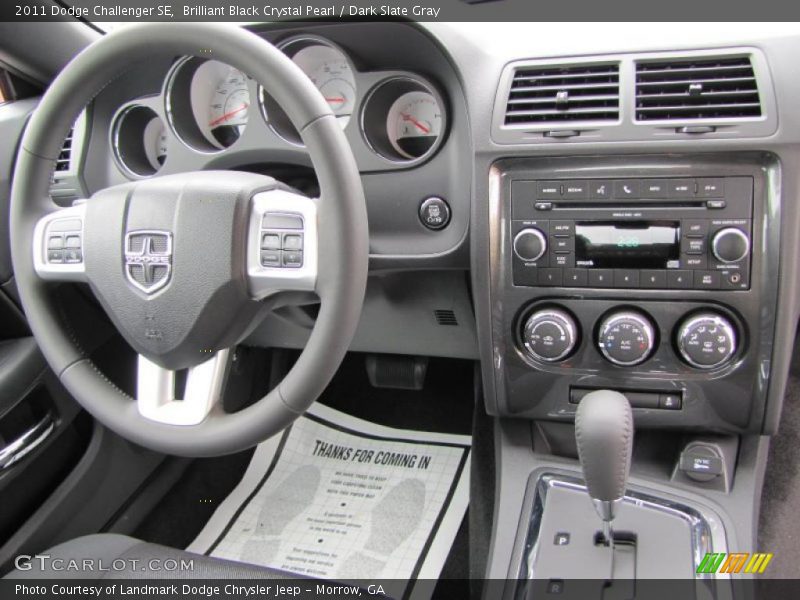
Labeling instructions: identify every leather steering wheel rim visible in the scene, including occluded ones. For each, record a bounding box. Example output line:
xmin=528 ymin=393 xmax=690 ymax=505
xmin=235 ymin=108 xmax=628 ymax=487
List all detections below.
xmin=9 ymin=23 xmax=368 ymax=457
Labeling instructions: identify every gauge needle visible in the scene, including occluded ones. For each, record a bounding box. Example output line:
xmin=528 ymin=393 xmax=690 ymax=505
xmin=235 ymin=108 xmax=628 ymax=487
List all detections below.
xmin=209 ymin=103 xmax=249 ymax=127
xmin=400 ymin=112 xmax=431 ymax=134
xmin=325 ymin=96 xmax=345 ymax=104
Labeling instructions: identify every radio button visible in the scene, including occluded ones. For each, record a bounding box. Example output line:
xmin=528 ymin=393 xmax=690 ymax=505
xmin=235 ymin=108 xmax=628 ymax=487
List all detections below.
xmin=550 ymin=221 xmax=574 ymax=235
xmin=614 ymin=270 xmax=640 ymax=288
xmin=614 ymin=180 xmax=640 ymax=199
xmin=667 ymin=270 xmax=694 ymax=289
xmin=537 ymin=181 xmax=562 ymax=198
xmin=668 ymin=179 xmax=695 ymax=197
xmin=712 ymin=227 xmax=750 ymax=263
xmin=683 ymin=220 xmax=709 ymax=238
xmin=706 ymin=200 xmax=727 ymax=209
xmin=513 ymin=228 xmax=548 ymax=262
xmin=551 ymin=252 xmax=575 ymax=268
xmin=642 ymin=179 xmax=668 ymax=198
xmin=588 ymin=269 xmax=614 ymax=288
xmin=641 ymin=270 xmax=667 ymax=288
xmin=589 ymin=180 xmax=612 ymax=199
xmin=564 ymin=268 xmax=588 ymax=287
xmin=563 ymin=181 xmax=589 ymax=199
xmin=697 ymin=178 xmax=725 ymax=197
xmin=551 ymin=237 xmax=575 ymax=252
xmin=538 ymin=268 xmax=563 ymax=286
xmin=694 ymin=271 xmax=721 ymax=289
xmin=534 ymin=202 xmax=553 ymax=211
xmin=681 ymin=238 xmax=706 ymax=255
xmin=682 ymin=254 xmax=708 ymax=269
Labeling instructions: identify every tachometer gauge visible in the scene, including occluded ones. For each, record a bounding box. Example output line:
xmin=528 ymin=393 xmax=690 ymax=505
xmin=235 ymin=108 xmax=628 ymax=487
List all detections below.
xmin=205 ymin=65 xmax=250 ymax=148
xmin=143 ymin=116 xmax=168 ymax=169
xmin=165 ymin=57 xmax=252 ymax=151
xmin=386 ymin=91 xmax=442 ymax=160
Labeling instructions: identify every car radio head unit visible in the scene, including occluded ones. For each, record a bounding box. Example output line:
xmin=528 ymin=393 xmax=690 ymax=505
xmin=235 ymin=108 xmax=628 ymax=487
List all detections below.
xmin=510 ymin=176 xmax=753 ymax=291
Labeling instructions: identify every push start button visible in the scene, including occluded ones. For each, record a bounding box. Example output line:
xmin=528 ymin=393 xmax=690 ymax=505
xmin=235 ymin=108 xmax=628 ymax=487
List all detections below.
xmin=419 ymin=196 xmax=451 ymax=230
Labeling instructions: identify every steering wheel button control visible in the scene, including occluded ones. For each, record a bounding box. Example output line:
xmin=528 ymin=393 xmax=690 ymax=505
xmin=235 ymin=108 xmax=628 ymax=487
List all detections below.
xmin=282 ymin=251 xmax=303 ymax=268
xmin=262 ymin=213 xmax=303 ymax=230
xmin=260 ymin=250 xmax=281 ymax=267
xmin=261 ymin=233 xmax=281 ymax=250
xmin=419 ymin=196 xmax=451 ymax=230
xmin=47 ymin=236 xmax=64 ymax=249
xmin=65 ymin=235 xmax=81 ymax=248
xmin=47 ymin=250 xmax=64 ymax=263
xmin=282 ymin=234 xmax=303 ymax=251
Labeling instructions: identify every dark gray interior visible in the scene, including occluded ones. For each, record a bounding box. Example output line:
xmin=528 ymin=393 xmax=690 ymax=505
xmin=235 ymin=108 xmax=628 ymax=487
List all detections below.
xmin=1 ymin=15 xmax=800 ymax=597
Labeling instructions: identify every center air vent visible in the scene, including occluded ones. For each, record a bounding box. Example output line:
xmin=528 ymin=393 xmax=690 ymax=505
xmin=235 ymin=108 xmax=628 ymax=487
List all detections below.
xmin=504 ymin=63 xmax=620 ymax=126
xmin=635 ymin=56 xmax=762 ymax=121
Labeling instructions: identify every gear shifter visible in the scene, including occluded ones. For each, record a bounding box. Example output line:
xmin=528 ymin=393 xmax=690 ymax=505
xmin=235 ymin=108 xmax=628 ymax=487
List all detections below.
xmin=575 ymin=389 xmax=634 ymax=546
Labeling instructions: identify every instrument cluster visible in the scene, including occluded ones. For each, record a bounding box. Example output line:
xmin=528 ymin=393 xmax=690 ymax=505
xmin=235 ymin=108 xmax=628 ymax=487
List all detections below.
xmin=109 ymin=34 xmax=448 ymax=179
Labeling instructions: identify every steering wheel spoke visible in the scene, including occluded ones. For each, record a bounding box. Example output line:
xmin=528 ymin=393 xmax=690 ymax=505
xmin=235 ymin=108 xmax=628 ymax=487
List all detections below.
xmin=247 ymin=188 xmax=318 ymax=300
xmin=33 ymin=203 xmax=87 ymax=282
xmin=137 ymin=349 xmax=231 ymax=426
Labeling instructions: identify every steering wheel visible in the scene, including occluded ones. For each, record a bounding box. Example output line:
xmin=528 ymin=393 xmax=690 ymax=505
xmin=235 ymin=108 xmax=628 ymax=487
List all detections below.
xmin=9 ymin=24 xmax=368 ymax=457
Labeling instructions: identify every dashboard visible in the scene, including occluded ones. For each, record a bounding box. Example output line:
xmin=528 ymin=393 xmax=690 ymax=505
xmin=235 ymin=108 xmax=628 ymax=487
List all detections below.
xmin=49 ymin=21 xmax=800 ymax=436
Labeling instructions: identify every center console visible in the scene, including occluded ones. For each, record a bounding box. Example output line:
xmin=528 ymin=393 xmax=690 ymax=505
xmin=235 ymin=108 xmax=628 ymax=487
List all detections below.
xmin=486 ymin=154 xmax=779 ymax=433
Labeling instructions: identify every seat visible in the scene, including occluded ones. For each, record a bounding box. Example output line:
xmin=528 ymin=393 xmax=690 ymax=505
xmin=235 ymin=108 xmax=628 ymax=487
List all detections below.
xmin=5 ymin=534 xmax=302 ymax=579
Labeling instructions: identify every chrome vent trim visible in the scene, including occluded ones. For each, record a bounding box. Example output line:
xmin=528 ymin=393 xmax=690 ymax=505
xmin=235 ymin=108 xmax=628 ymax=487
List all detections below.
xmin=635 ymin=55 xmax=762 ymax=122
xmin=504 ymin=63 xmax=620 ymax=126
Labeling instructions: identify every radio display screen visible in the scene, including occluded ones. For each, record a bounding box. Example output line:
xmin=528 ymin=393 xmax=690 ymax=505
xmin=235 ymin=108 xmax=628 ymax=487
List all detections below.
xmin=575 ymin=221 xmax=680 ymax=269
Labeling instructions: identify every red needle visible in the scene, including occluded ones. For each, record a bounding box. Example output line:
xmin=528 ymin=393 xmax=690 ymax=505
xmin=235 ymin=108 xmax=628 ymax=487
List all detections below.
xmin=400 ymin=112 xmax=430 ymax=134
xmin=325 ymin=96 xmax=345 ymax=104
xmin=209 ymin=103 xmax=249 ymax=127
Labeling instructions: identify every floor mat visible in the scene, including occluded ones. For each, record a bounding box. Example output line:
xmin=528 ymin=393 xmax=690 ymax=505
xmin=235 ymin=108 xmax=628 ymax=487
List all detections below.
xmin=188 ymin=403 xmax=471 ymax=599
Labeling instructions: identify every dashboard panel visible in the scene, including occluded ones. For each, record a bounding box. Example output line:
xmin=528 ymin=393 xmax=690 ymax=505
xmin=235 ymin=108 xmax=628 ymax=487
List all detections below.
xmin=69 ymin=22 xmax=472 ymax=264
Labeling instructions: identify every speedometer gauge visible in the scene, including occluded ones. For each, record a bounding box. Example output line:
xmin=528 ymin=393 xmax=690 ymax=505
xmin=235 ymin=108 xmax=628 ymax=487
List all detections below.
xmin=291 ymin=43 xmax=356 ymax=121
xmin=165 ymin=57 xmax=251 ymax=151
xmin=386 ymin=91 xmax=442 ymax=160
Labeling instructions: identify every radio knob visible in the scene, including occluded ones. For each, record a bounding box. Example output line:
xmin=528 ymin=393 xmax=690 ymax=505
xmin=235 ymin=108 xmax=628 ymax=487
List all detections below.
xmin=677 ymin=312 xmax=737 ymax=370
xmin=711 ymin=227 xmax=750 ymax=263
xmin=521 ymin=308 xmax=579 ymax=363
xmin=513 ymin=228 xmax=547 ymax=262
xmin=597 ymin=311 xmax=656 ymax=367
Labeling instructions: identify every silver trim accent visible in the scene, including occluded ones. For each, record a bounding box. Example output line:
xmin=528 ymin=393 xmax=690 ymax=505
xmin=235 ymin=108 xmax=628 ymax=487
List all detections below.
xmin=677 ymin=313 xmax=737 ymax=370
xmin=712 ymin=227 xmax=750 ymax=263
xmin=0 ymin=414 xmax=55 ymax=470
xmin=522 ymin=309 xmax=578 ymax=363
xmin=512 ymin=227 xmax=547 ymax=262
xmin=359 ymin=75 xmax=448 ymax=165
xmin=247 ymin=189 xmax=318 ymax=300
xmin=124 ymin=230 xmax=173 ymax=295
xmin=32 ymin=204 xmax=87 ymax=282
xmin=515 ymin=473 xmax=725 ymax=596
xmin=110 ymin=102 xmax=164 ymax=179
xmin=597 ymin=310 xmax=655 ymax=367
xmin=137 ymin=349 xmax=230 ymax=426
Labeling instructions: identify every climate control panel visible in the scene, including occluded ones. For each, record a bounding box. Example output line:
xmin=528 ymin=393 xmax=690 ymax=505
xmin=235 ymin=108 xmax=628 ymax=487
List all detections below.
xmin=518 ymin=303 xmax=740 ymax=372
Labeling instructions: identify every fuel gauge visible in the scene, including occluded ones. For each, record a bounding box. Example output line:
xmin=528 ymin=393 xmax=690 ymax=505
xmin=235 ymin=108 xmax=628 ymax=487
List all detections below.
xmin=387 ymin=91 xmax=442 ymax=160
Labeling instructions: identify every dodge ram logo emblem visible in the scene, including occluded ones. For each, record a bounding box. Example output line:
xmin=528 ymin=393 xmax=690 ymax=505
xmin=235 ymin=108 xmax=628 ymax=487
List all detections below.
xmin=124 ymin=231 xmax=172 ymax=294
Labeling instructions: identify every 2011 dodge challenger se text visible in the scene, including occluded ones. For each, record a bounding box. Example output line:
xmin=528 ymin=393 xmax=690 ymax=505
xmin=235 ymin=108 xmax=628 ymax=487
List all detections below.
xmin=0 ymin=1 xmax=799 ymax=599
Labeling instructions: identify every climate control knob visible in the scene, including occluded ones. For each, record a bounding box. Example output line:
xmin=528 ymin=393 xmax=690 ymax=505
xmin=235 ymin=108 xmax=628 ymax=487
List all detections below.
xmin=522 ymin=308 xmax=579 ymax=362
xmin=513 ymin=228 xmax=547 ymax=262
xmin=597 ymin=311 xmax=656 ymax=367
xmin=677 ymin=312 xmax=737 ymax=369
xmin=712 ymin=227 xmax=750 ymax=263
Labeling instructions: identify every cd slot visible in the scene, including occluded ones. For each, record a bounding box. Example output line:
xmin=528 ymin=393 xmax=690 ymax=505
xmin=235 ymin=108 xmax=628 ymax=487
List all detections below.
xmin=553 ymin=200 xmax=707 ymax=210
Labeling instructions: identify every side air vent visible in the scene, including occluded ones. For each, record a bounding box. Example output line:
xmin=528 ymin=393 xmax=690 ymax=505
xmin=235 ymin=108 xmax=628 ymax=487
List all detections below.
xmin=504 ymin=63 xmax=620 ymax=126
xmin=55 ymin=128 xmax=74 ymax=172
xmin=635 ymin=56 xmax=762 ymax=121
xmin=434 ymin=309 xmax=458 ymax=326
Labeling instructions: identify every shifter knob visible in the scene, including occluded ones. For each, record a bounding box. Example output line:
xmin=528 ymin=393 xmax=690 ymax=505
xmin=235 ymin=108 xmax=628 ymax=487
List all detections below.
xmin=575 ymin=390 xmax=633 ymax=523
